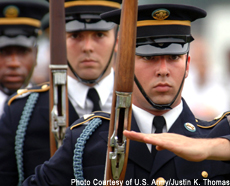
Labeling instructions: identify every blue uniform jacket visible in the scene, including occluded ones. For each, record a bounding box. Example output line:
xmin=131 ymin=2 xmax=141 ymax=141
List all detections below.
xmin=0 ymin=85 xmax=79 ymax=185
xmin=23 ymin=100 xmax=230 ymax=186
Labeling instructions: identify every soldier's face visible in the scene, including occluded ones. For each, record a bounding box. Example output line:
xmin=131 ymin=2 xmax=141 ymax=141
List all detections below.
xmin=66 ymin=29 xmax=117 ymax=81
xmin=0 ymin=46 xmax=37 ymax=91
xmin=133 ymin=54 xmax=190 ymax=114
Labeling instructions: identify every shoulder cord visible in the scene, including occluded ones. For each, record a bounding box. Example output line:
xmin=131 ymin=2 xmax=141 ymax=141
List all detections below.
xmin=15 ymin=92 xmax=39 ymax=186
xmin=73 ymin=118 xmax=102 ymax=185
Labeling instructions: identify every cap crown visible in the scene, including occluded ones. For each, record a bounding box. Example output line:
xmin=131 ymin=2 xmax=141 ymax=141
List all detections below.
xmin=65 ymin=0 xmax=122 ymax=15
xmin=0 ymin=0 xmax=49 ymax=48
xmin=0 ymin=0 xmax=49 ymax=36
xmin=101 ymin=4 xmax=207 ymax=56
xmin=101 ymin=4 xmax=206 ymax=39
xmin=65 ymin=0 xmax=122 ymax=32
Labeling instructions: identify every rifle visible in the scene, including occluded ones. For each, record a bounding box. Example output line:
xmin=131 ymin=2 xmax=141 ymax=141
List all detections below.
xmin=49 ymin=0 xmax=68 ymax=156
xmin=104 ymin=0 xmax=138 ymax=185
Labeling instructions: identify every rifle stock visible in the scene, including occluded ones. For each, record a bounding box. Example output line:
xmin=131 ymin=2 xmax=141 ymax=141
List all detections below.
xmin=104 ymin=0 xmax=138 ymax=185
xmin=49 ymin=0 xmax=68 ymax=156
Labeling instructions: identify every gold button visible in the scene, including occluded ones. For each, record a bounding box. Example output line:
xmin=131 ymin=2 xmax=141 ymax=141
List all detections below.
xmin=42 ymin=84 xmax=48 ymax=89
xmin=17 ymin=89 xmax=27 ymax=95
xmin=202 ymin=171 xmax=208 ymax=178
xmin=155 ymin=177 xmax=166 ymax=186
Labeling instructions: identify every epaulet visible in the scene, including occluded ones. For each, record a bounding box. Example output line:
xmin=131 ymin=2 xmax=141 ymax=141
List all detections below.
xmin=70 ymin=111 xmax=110 ymax=130
xmin=8 ymin=83 xmax=50 ymax=106
xmin=196 ymin=111 xmax=230 ymax=129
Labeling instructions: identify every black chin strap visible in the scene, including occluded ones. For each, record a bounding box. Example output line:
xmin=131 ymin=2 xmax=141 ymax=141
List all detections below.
xmin=134 ymin=52 xmax=189 ymax=110
xmin=68 ymin=26 xmax=118 ymax=85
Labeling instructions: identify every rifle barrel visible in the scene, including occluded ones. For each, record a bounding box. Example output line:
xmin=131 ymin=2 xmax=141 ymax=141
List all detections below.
xmin=104 ymin=0 xmax=138 ymax=185
xmin=49 ymin=0 xmax=68 ymax=156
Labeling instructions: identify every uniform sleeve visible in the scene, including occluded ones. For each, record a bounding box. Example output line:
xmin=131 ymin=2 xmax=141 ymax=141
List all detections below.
xmin=22 ymin=127 xmax=75 ymax=186
xmin=220 ymin=135 xmax=230 ymax=141
xmin=0 ymin=103 xmax=19 ymax=185
xmin=220 ymin=134 xmax=230 ymax=161
xmin=208 ymin=118 xmax=230 ymax=163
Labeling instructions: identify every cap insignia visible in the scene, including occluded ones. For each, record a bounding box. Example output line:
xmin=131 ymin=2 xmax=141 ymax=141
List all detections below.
xmin=4 ymin=5 xmax=20 ymax=18
xmin=85 ymin=19 xmax=91 ymax=23
xmin=184 ymin=123 xmax=196 ymax=132
xmin=152 ymin=9 xmax=170 ymax=20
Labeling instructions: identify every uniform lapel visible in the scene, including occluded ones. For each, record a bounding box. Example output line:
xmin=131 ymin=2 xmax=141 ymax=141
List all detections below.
xmin=150 ymin=100 xmax=201 ymax=177
xmin=39 ymin=95 xmax=79 ymax=126
xmin=128 ymin=114 xmax=153 ymax=172
xmin=38 ymin=92 xmax=50 ymax=122
xmin=68 ymin=100 xmax=80 ymax=125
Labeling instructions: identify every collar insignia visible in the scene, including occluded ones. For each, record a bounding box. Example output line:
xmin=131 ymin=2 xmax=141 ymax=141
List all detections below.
xmin=184 ymin=122 xmax=196 ymax=132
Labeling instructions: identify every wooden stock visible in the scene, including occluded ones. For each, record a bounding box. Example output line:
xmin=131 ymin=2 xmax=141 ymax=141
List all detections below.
xmin=105 ymin=0 xmax=138 ymax=185
xmin=49 ymin=0 xmax=68 ymax=157
xmin=49 ymin=0 xmax=66 ymax=66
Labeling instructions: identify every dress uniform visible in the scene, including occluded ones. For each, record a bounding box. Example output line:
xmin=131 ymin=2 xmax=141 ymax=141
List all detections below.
xmin=22 ymin=3 xmax=230 ymax=186
xmin=0 ymin=0 xmax=49 ymax=117
xmin=22 ymin=102 xmax=230 ymax=186
xmin=0 ymin=0 xmax=121 ymax=185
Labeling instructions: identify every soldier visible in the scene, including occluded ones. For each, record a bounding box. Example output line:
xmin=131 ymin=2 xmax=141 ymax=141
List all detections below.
xmin=0 ymin=0 xmax=121 ymax=185
xmin=22 ymin=3 xmax=230 ymax=186
xmin=0 ymin=0 xmax=49 ymax=117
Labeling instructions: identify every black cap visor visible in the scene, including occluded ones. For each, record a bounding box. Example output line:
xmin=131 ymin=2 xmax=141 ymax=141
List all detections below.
xmin=66 ymin=19 xmax=116 ymax=32
xmin=0 ymin=35 xmax=36 ymax=48
xmin=136 ymin=37 xmax=191 ymax=56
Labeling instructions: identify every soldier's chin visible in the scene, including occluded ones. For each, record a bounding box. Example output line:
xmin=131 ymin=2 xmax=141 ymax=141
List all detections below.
xmin=151 ymin=98 xmax=172 ymax=105
xmin=148 ymin=99 xmax=173 ymax=110
xmin=79 ymin=73 xmax=101 ymax=81
xmin=2 ymin=82 xmax=22 ymax=90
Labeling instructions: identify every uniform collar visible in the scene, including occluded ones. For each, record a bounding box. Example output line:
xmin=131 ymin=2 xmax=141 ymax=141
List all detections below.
xmin=132 ymin=101 xmax=183 ymax=151
xmin=132 ymin=101 xmax=183 ymax=133
xmin=68 ymin=68 xmax=114 ymax=109
xmin=163 ymin=101 xmax=183 ymax=131
xmin=94 ymin=68 xmax=114 ymax=106
xmin=0 ymin=90 xmax=8 ymax=116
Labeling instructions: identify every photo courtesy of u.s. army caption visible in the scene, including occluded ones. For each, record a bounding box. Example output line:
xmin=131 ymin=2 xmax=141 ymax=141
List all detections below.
xmin=0 ymin=0 xmax=49 ymax=117
xmin=21 ymin=2 xmax=230 ymax=186
xmin=0 ymin=0 xmax=121 ymax=185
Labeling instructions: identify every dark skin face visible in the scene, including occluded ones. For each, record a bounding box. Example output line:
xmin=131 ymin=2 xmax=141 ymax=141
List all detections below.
xmin=0 ymin=46 xmax=37 ymax=93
